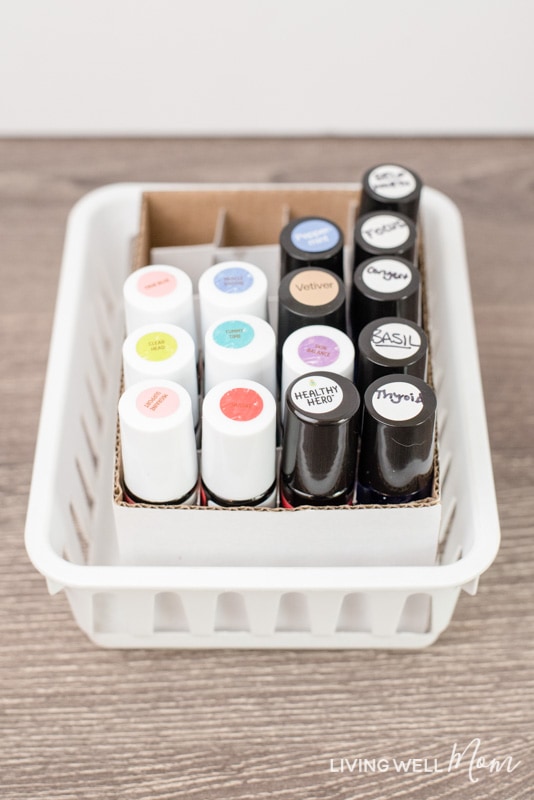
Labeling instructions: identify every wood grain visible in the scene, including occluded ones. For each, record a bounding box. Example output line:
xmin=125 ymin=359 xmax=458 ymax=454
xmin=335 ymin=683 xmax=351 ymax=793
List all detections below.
xmin=1 ymin=139 xmax=533 ymax=799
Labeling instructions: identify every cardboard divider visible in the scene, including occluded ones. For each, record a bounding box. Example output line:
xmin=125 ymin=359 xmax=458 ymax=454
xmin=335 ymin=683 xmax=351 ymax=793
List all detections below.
xmin=115 ymin=187 xmax=441 ymax=569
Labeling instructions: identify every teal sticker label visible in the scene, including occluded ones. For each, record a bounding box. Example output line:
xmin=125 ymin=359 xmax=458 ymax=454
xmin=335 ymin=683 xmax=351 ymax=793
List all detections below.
xmin=213 ymin=320 xmax=255 ymax=349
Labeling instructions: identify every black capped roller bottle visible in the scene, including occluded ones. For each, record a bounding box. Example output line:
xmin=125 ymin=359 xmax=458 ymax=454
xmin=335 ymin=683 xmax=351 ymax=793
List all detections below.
xmin=350 ymin=255 xmax=421 ymax=342
xmin=281 ymin=372 xmax=360 ymax=507
xmin=353 ymin=211 xmax=417 ymax=272
xmin=280 ymin=216 xmax=344 ymax=279
xmin=356 ymin=317 xmax=428 ymax=400
xmin=358 ymin=163 xmax=422 ymax=222
xmin=277 ymin=267 xmax=346 ymax=372
xmin=357 ymin=375 xmax=436 ymax=505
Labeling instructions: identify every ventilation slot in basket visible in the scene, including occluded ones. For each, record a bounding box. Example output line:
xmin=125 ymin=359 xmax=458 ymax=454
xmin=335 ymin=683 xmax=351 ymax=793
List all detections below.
xmin=214 ymin=592 xmax=249 ymax=632
xmin=154 ymin=592 xmax=188 ymax=632
xmin=275 ymin=593 xmax=310 ymax=633
xmin=336 ymin=593 xmax=371 ymax=633
xmin=397 ymin=594 xmax=432 ymax=634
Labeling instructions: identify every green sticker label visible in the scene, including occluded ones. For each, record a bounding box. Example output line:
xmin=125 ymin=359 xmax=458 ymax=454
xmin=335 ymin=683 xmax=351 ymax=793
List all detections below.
xmin=135 ymin=332 xmax=177 ymax=362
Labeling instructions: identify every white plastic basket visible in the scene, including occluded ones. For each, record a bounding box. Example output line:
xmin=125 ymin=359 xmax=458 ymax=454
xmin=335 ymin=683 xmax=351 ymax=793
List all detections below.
xmin=25 ymin=183 xmax=500 ymax=649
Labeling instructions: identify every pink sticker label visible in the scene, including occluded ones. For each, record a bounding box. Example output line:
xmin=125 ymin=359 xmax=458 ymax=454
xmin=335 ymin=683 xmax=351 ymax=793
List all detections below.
xmin=136 ymin=386 xmax=180 ymax=418
xmin=298 ymin=335 xmax=339 ymax=367
xmin=137 ymin=270 xmax=177 ymax=298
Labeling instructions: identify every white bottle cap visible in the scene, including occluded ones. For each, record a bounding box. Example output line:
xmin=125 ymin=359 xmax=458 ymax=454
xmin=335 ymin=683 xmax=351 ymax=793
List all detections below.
xmin=118 ymin=379 xmax=198 ymax=504
xmin=123 ymin=265 xmax=197 ymax=349
xmin=281 ymin=325 xmax=355 ymax=420
xmin=203 ymin=315 xmax=277 ymax=397
xmin=201 ymin=379 xmax=276 ymax=504
xmin=122 ymin=323 xmax=199 ymax=427
xmin=198 ymin=262 xmax=268 ymax=342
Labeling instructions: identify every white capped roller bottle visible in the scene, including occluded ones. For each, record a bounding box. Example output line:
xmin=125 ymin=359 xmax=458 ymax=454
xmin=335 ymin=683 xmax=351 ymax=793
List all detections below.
xmin=203 ymin=315 xmax=276 ymax=397
xmin=118 ymin=379 xmax=198 ymax=505
xmin=200 ymin=379 xmax=277 ymax=507
xmin=122 ymin=322 xmax=199 ymax=427
xmin=280 ymin=325 xmax=355 ymax=422
xmin=198 ymin=262 xmax=268 ymax=342
xmin=123 ymin=264 xmax=197 ymax=348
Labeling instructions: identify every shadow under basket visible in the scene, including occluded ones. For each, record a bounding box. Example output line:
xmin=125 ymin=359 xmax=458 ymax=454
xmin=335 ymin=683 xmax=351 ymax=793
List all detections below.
xmin=25 ymin=182 xmax=500 ymax=649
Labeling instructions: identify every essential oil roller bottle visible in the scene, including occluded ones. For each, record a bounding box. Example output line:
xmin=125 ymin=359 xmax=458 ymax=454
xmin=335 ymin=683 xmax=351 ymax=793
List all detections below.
xmin=277 ymin=267 xmax=346 ymax=373
xmin=357 ymin=375 xmax=436 ymax=505
xmin=350 ymin=255 xmax=421 ymax=342
xmin=280 ymin=324 xmax=355 ymax=423
xmin=200 ymin=379 xmax=277 ymax=508
xmin=353 ymin=211 xmax=417 ymax=273
xmin=281 ymin=372 xmax=360 ymax=507
xmin=280 ymin=216 xmax=344 ymax=280
xmin=358 ymin=163 xmax=422 ymax=222
xmin=118 ymin=379 xmax=198 ymax=505
xmin=123 ymin=264 xmax=197 ymax=348
xmin=356 ymin=317 xmax=428 ymax=400
xmin=198 ymin=261 xmax=268 ymax=341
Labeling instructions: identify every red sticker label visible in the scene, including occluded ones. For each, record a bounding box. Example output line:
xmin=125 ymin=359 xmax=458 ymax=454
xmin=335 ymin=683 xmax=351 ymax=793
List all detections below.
xmin=219 ymin=388 xmax=263 ymax=421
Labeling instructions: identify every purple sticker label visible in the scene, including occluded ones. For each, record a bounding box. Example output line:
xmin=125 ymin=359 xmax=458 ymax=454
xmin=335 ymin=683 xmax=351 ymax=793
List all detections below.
xmin=298 ymin=335 xmax=339 ymax=367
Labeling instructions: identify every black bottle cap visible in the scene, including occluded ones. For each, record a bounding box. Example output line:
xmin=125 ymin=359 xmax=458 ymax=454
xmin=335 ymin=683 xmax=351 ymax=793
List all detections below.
xmin=277 ymin=268 xmax=347 ymax=361
xmin=353 ymin=211 xmax=417 ymax=272
xmin=359 ymin=163 xmax=423 ymax=222
xmin=358 ymin=375 xmax=436 ymax=502
xmin=280 ymin=216 xmax=344 ymax=280
xmin=356 ymin=317 xmax=428 ymax=399
xmin=281 ymin=371 xmax=360 ymax=507
xmin=350 ymin=256 xmax=421 ymax=342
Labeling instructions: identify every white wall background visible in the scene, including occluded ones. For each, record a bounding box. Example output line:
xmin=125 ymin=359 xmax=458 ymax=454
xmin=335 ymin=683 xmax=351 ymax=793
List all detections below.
xmin=1 ymin=0 xmax=533 ymax=136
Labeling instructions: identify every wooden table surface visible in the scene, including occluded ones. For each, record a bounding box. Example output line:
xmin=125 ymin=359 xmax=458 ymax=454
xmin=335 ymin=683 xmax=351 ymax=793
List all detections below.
xmin=1 ymin=139 xmax=533 ymax=799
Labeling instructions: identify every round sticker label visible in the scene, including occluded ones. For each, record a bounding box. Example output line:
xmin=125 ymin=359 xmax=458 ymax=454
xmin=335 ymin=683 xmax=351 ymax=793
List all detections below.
xmin=298 ymin=335 xmax=339 ymax=368
xmin=362 ymin=259 xmax=412 ymax=294
xmin=214 ymin=266 xmax=253 ymax=294
xmin=213 ymin=320 xmax=255 ymax=349
xmin=289 ymin=269 xmax=339 ymax=307
xmin=372 ymin=380 xmax=424 ymax=421
xmin=137 ymin=270 xmax=177 ymax=298
xmin=290 ymin=218 xmax=340 ymax=253
xmin=291 ymin=374 xmax=343 ymax=414
xmin=136 ymin=386 xmax=180 ymax=418
xmin=136 ymin=332 xmax=177 ymax=362
xmin=361 ymin=214 xmax=410 ymax=250
xmin=368 ymin=165 xmax=417 ymax=199
xmin=370 ymin=322 xmax=422 ymax=361
xmin=220 ymin=388 xmax=263 ymax=421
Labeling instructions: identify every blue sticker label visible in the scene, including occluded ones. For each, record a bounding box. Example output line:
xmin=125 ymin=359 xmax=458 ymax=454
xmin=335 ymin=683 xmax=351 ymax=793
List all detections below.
xmin=290 ymin=219 xmax=340 ymax=253
xmin=213 ymin=266 xmax=253 ymax=294
xmin=213 ymin=320 xmax=255 ymax=349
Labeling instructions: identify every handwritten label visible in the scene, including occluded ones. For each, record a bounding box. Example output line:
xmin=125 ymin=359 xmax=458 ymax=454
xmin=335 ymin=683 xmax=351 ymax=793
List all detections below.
xmin=370 ymin=322 xmax=421 ymax=361
xmin=371 ymin=380 xmax=423 ymax=421
xmin=361 ymin=214 xmax=410 ymax=250
xmin=362 ymin=259 xmax=412 ymax=294
xmin=368 ymin=164 xmax=417 ymax=199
